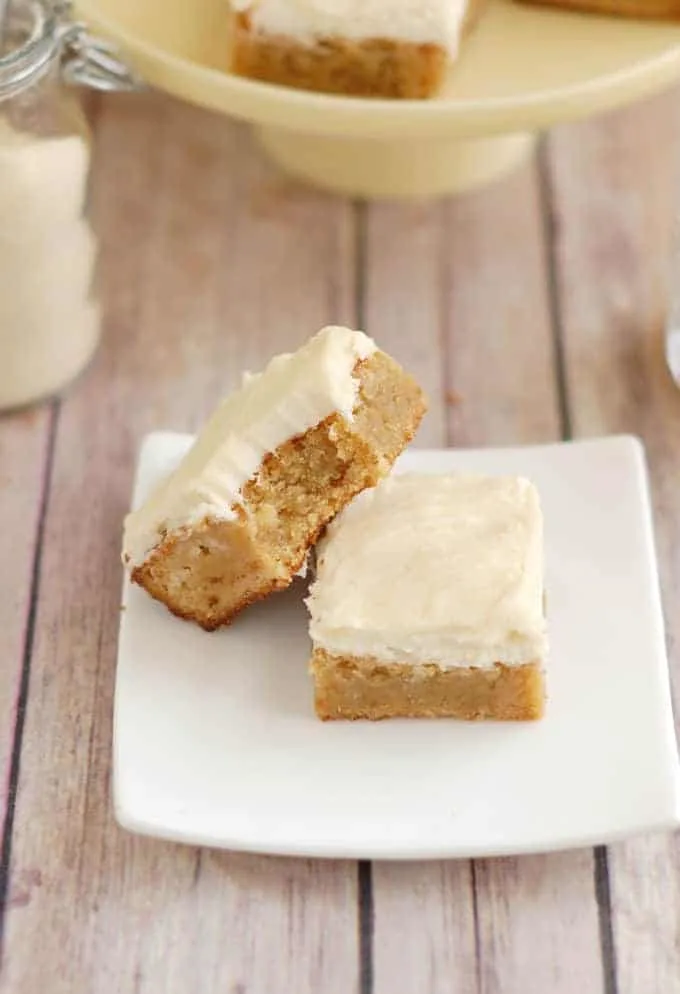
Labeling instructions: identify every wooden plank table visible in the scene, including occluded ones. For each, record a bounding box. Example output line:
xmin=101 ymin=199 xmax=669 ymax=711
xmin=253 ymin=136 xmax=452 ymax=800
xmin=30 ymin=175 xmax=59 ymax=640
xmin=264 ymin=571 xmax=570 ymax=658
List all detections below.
xmin=1 ymin=84 xmax=679 ymax=993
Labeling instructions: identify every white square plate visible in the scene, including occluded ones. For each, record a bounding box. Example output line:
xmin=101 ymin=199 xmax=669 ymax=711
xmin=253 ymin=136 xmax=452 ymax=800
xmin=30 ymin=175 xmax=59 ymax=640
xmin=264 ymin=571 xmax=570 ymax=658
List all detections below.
xmin=114 ymin=433 xmax=680 ymax=859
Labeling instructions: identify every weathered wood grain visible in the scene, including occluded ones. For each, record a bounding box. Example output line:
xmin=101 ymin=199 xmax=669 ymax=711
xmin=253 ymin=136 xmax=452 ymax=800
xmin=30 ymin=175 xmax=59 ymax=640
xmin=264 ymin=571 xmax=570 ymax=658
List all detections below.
xmin=0 ymin=407 xmax=52 ymax=839
xmin=363 ymin=201 xmax=448 ymax=447
xmin=1 ymin=92 xmax=358 ymax=994
xmin=440 ymin=163 xmax=562 ymax=449
xmin=473 ymin=851 xmax=604 ymax=994
xmin=546 ymin=86 xmax=680 ymax=994
xmin=3 ymin=75 xmax=679 ymax=994
xmin=367 ymin=163 xmax=604 ymax=994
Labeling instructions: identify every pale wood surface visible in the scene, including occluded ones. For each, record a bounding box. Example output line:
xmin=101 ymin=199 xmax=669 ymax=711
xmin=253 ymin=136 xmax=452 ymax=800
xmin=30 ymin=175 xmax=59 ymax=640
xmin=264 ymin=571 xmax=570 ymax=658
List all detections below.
xmin=1 ymin=85 xmax=679 ymax=992
xmin=547 ymin=90 xmax=680 ymax=994
xmin=0 ymin=407 xmax=53 ymax=826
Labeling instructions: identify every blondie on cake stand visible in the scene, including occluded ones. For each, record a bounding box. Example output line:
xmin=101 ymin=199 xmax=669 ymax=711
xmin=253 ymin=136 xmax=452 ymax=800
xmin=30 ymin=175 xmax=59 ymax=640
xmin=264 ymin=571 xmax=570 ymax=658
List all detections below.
xmin=76 ymin=0 xmax=680 ymax=199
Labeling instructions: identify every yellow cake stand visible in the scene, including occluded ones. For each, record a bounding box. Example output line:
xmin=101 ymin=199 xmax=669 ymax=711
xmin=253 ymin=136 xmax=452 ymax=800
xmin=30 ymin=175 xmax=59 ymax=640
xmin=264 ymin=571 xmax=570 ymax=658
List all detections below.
xmin=76 ymin=0 xmax=680 ymax=198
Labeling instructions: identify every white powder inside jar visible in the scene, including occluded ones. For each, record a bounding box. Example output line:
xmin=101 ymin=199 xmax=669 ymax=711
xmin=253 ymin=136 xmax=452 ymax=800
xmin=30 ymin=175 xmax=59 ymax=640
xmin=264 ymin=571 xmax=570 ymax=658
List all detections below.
xmin=0 ymin=118 xmax=100 ymax=410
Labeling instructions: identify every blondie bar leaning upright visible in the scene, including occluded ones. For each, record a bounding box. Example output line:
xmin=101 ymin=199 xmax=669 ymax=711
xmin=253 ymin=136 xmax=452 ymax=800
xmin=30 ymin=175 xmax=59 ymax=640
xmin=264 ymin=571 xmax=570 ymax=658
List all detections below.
xmin=123 ymin=327 xmax=426 ymax=630
xmin=307 ymin=473 xmax=547 ymax=720
xmin=229 ymin=0 xmax=487 ymax=98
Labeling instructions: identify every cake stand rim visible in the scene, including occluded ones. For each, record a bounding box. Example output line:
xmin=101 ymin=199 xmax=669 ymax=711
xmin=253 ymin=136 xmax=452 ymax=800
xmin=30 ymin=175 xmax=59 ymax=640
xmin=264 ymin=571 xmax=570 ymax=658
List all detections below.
xmin=74 ymin=0 xmax=680 ymax=140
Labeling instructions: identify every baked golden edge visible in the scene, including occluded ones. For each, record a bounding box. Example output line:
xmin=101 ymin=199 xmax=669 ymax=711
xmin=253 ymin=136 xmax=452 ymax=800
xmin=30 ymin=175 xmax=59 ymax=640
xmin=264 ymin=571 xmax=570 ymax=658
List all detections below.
xmin=520 ymin=0 xmax=680 ymax=17
xmin=229 ymin=0 xmax=489 ymax=98
xmin=311 ymin=649 xmax=546 ymax=721
xmin=128 ymin=351 xmax=427 ymax=629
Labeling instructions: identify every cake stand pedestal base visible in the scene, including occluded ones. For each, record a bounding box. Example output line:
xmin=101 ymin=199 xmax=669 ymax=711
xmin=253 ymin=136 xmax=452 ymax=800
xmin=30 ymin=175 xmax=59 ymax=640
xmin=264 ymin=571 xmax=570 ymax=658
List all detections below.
xmin=256 ymin=127 xmax=537 ymax=199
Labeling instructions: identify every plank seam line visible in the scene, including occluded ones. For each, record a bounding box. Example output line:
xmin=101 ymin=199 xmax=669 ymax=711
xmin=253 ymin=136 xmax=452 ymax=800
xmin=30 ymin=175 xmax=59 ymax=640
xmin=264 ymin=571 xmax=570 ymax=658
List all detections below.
xmin=440 ymin=203 xmax=454 ymax=446
xmin=358 ymin=861 xmax=374 ymax=994
xmin=595 ymin=847 xmax=619 ymax=994
xmin=470 ymin=861 xmax=483 ymax=994
xmin=538 ymin=136 xmax=619 ymax=994
xmin=537 ymin=137 xmax=573 ymax=441
xmin=353 ymin=199 xmax=367 ymax=330
xmin=0 ymin=400 xmax=60 ymax=956
xmin=353 ymin=199 xmax=374 ymax=994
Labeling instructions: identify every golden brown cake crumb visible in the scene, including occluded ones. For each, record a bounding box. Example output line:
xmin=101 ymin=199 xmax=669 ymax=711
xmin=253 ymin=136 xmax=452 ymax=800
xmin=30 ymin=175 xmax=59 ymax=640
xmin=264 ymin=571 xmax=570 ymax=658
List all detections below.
xmin=230 ymin=0 xmax=488 ymax=98
xmin=311 ymin=649 xmax=545 ymax=721
xmin=232 ymin=22 xmax=446 ymax=98
xmin=129 ymin=349 xmax=426 ymax=630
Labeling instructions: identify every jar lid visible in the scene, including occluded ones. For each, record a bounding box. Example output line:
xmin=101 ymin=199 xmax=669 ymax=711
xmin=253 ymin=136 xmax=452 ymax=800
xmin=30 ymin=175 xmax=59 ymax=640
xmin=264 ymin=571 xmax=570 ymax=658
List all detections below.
xmin=0 ymin=1 xmax=59 ymax=98
xmin=0 ymin=0 xmax=142 ymax=99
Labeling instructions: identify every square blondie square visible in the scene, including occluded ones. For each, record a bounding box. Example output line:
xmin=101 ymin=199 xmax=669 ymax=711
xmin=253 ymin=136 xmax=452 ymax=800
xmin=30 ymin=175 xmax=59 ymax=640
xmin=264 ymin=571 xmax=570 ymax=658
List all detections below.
xmin=307 ymin=472 xmax=547 ymax=720
xmin=229 ymin=0 xmax=488 ymax=99
xmin=123 ymin=328 xmax=426 ymax=631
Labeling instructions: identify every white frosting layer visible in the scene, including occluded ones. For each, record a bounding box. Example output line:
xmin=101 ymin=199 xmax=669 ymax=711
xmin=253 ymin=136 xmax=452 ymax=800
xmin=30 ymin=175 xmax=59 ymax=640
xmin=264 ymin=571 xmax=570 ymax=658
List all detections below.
xmin=307 ymin=473 xmax=547 ymax=669
xmin=232 ymin=0 xmax=468 ymax=55
xmin=123 ymin=326 xmax=376 ymax=567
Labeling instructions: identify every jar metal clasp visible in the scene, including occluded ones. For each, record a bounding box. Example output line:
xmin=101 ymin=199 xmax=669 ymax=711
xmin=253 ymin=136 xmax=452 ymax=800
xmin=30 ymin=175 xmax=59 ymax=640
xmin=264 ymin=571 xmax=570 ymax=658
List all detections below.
xmin=54 ymin=0 xmax=144 ymax=92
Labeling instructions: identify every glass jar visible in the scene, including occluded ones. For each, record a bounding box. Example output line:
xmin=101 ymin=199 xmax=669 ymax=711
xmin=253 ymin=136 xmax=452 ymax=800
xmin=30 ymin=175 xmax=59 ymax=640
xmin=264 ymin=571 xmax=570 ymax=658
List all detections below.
xmin=0 ymin=0 xmax=138 ymax=410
